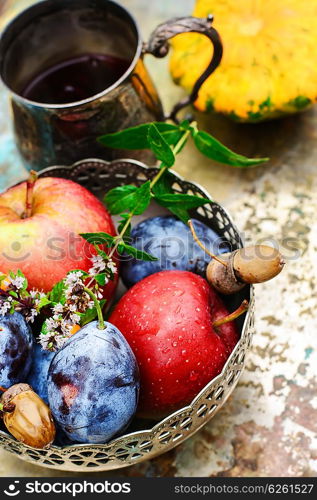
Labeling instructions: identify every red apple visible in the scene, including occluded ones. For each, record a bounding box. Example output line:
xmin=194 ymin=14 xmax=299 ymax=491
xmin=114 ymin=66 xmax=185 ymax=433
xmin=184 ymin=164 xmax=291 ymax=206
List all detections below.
xmin=109 ymin=270 xmax=239 ymax=418
xmin=0 ymin=177 xmax=117 ymax=298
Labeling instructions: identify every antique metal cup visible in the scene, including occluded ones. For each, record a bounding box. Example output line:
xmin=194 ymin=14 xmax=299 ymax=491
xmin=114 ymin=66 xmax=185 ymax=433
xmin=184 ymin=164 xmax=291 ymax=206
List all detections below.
xmin=0 ymin=0 xmax=222 ymax=171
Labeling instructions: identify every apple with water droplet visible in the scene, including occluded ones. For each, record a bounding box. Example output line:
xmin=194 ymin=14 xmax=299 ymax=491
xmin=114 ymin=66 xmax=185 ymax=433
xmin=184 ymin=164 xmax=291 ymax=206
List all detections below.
xmin=109 ymin=270 xmax=240 ymax=419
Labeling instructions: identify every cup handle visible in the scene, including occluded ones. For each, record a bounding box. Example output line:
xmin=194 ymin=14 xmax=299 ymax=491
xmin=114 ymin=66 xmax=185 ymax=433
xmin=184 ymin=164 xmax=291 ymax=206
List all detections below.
xmin=144 ymin=15 xmax=223 ymax=123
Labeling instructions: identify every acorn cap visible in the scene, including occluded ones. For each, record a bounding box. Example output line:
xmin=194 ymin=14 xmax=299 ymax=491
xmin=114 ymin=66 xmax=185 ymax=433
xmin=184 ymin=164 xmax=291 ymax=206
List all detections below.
xmin=1 ymin=383 xmax=31 ymax=405
xmin=206 ymin=252 xmax=245 ymax=295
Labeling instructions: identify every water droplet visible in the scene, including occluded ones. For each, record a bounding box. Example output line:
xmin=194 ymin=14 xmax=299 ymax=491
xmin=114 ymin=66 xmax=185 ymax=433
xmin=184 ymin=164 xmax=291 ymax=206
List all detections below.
xmin=172 ymin=341 xmax=178 ymax=347
xmin=162 ymin=346 xmax=170 ymax=354
xmin=189 ymin=371 xmax=199 ymax=382
xmin=181 ymin=349 xmax=187 ymax=356
xmin=196 ymin=307 xmax=201 ymax=312
xmin=178 ymin=335 xmax=183 ymax=341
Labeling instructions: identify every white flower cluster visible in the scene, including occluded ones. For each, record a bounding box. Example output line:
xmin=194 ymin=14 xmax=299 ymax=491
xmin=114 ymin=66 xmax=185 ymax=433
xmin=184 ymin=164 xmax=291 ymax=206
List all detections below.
xmin=39 ymin=271 xmax=90 ymax=351
xmin=27 ymin=290 xmax=47 ymax=323
xmin=10 ymin=276 xmax=25 ymax=290
xmin=88 ymin=254 xmax=117 ymax=284
xmin=0 ymin=285 xmax=45 ymax=323
xmin=0 ymin=297 xmax=12 ymax=316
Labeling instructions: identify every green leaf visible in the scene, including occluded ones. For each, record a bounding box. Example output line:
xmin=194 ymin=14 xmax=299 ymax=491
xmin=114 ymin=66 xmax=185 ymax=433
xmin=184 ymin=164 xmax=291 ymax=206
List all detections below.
xmin=167 ymin=207 xmax=192 ymax=224
xmin=40 ymin=320 xmax=50 ymax=336
xmin=151 ymin=171 xmax=174 ymax=196
xmin=152 ymin=173 xmax=210 ymax=223
xmin=117 ymin=243 xmax=158 ymax=262
xmin=80 ymin=232 xmax=116 ymax=247
xmin=132 ymin=181 xmax=152 ymax=215
xmin=147 ymin=124 xmax=175 ymax=167
xmin=104 ymin=185 xmax=137 ymax=214
xmin=37 ymin=296 xmax=51 ymax=310
xmin=192 ymin=130 xmax=269 ymax=167
xmin=154 ymin=193 xmax=210 ymax=209
xmin=104 ymin=181 xmax=151 ymax=216
xmin=81 ymin=300 xmax=106 ymax=326
xmin=152 ymin=173 xmax=192 ymax=223
xmin=180 ymin=119 xmax=191 ymax=131
xmin=98 ymin=122 xmax=182 ymax=150
xmin=93 ymin=245 xmax=109 ymax=260
xmin=49 ymin=280 xmax=66 ymax=304
xmin=94 ymin=273 xmax=107 ymax=286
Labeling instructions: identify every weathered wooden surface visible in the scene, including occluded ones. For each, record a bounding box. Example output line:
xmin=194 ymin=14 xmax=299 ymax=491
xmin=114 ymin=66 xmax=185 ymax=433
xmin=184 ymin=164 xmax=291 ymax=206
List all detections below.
xmin=0 ymin=0 xmax=316 ymax=477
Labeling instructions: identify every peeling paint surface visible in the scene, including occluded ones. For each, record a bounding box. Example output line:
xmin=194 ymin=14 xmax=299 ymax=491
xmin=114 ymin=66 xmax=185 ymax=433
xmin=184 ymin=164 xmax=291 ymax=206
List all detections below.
xmin=0 ymin=0 xmax=316 ymax=478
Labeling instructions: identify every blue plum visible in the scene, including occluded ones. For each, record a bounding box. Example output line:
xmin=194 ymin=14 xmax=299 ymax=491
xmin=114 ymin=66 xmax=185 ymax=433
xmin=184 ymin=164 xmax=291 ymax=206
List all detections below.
xmin=121 ymin=215 xmax=230 ymax=288
xmin=47 ymin=321 xmax=139 ymax=444
xmin=28 ymin=344 xmax=55 ymax=404
xmin=0 ymin=312 xmax=33 ymax=387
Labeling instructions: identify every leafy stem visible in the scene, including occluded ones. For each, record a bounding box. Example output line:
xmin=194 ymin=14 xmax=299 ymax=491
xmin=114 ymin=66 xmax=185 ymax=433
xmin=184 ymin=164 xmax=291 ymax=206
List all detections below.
xmin=84 ymin=118 xmax=268 ymax=264
xmin=108 ymin=215 xmax=133 ymax=259
xmin=150 ymin=124 xmax=194 ymax=189
xmin=83 ymin=287 xmax=104 ymax=330
xmin=108 ymin=125 xmax=193 ymax=258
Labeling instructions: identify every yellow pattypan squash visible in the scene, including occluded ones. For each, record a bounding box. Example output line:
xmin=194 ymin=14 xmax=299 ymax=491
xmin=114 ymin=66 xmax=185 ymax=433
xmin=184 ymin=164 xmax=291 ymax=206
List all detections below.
xmin=170 ymin=0 xmax=317 ymax=121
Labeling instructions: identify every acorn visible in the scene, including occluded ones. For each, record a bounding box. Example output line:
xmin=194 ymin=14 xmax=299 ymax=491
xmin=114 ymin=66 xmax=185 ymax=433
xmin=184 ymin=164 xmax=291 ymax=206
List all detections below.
xmin=206 ymin=246 xmax=285 ymax=295
xmin=189 ymin=221 xmax=285 ymax=295
xmin=0 ymin=383 xmax=56 ymax=449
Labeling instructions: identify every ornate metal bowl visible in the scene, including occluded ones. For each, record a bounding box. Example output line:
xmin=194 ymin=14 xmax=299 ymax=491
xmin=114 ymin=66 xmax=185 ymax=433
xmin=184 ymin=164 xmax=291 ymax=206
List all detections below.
xmin=0 ymin=158 xmax=254 ymax=472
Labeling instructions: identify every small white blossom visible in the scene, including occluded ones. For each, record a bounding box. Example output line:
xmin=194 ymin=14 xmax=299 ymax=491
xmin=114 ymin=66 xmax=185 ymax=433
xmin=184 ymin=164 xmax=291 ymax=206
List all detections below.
xmin=26 ymin=308 xmax=38 ymax=323
xmin=55 ymin=335 xmax=68 ymax=350
xmin=61 ymin=320 xmax=71 ymax=336
xmin=39 ymin=335 xmax=51 ymax=350
xmin=46 ymin=318 xmax=59 ymax=331
xmin=52 ymin=303 xmax=64 ymax=315
xmin=89 ymin=254 xmax=106 ymax=275
xmin=70 ymin=313 xmax=81 ymax=324
xmin=10 ymin=276 xmax=25 ymax=290
xmin=107 ymin=260 xmax=117 ymax=274
xmin=65 ymin=271 xmax=83 ymax=287
xmin=0 ymin=301 xmax=11 ymax=316
xmin=88 ymin=301 xmax=95 ymax=309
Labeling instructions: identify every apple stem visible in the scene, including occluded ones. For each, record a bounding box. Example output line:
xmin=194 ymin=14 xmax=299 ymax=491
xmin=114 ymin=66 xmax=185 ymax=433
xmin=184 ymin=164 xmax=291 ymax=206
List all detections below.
xmin=83 ymin=287 xmax=105 ymax=330
xmin=24 ymin=170 xmax=38 ymax=219
xmin=213 ymin=300 xmax=249 ymax=328
xmin=188 ymin=219 xmax=228 ymax=267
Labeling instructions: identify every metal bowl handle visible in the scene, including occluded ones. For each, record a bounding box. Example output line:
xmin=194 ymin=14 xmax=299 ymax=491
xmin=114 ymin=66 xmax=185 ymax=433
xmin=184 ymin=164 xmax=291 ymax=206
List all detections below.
xmin=144 ymin=15 xmax=223 ymax=123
